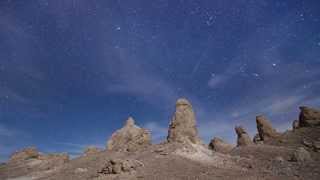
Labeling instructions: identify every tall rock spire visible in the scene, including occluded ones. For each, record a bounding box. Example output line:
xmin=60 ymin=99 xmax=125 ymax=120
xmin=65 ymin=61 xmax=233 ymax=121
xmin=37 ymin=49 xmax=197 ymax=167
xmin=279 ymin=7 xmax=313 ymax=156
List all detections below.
xmin=167 ymin=98 xmax=201 ymax=144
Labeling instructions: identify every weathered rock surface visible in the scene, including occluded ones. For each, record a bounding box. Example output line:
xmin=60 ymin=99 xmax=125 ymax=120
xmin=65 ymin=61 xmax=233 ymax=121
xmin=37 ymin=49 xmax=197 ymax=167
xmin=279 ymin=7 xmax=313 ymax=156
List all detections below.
xmin=299 ymin=106 xmax=320 ymax=127
xmin=209 ymin=137 xmax=234 ymax=154
xmin=107 ymin=117 xmax=151 ymax=152
xmin=235 ymin=126 xmax=253 ymax=146
xmin=291 ymin=147 xmax=312 ymax=162
xmin=256 ymin=115 xmax=280 ymax=141
xmin=98 ymin=158 xmax=143 ymax=175
xmin=167 ymin=98 xmax=201 ymax=144
xmin=9 ymin=147 xmax=40 ymax=163
xmin=253 ymin=133 xmax=263 ymax=144
xmin=1 ymin=104 xmax=320 ymax=180
xmin=83 ymin=146 xmax=101 ymax=156
xmin=292 ymin=120 xmax=299 ymax=130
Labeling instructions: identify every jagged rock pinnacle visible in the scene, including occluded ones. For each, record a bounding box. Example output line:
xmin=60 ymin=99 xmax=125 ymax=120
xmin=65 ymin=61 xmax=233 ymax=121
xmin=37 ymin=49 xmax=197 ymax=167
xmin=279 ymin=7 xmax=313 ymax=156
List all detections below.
xmin=107 ymin=117 xmax=151 ymax=152
xmin=125 ymin=117 xmax=135 ymax=127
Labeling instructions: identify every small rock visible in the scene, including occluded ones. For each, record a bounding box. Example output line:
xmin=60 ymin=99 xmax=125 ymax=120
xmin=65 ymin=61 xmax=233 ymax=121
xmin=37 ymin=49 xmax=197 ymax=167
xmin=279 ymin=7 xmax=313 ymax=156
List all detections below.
xmin=98 ymin=159 xmax=143 ymax=175
xmin=274 ymin=156 xmax=284 ymax=164
xmin=302 ymin=139 xmax=313 ymax=148
xmin=75 ymin=168 xmax=88 ymax=174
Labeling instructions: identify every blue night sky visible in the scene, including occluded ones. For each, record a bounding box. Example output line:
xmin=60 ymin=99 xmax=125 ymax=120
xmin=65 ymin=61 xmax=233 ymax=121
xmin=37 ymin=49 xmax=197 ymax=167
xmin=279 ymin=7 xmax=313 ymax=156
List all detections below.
xmin=0 ymin=0 xmax=320 ymax=161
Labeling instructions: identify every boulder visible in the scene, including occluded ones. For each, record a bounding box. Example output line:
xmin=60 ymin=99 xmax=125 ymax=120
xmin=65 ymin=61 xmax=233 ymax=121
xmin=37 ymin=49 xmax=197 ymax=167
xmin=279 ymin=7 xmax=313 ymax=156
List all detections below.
xmin=299 ymin=106 xmax=320 ymax=127
xmin=209 ymin=137 xmax=234 ymax=154
xmin=235 ymin=126 xmax=253 ymax=146
xmin=107 ymin=117 xmax=151 ymax=152
xmin=9 ymin=147 xmax=40 ymax=163
xmin=256 ymin=115 xmax=279 ymax=141
xmin=167 ymin=98 xmax=201 ymax=144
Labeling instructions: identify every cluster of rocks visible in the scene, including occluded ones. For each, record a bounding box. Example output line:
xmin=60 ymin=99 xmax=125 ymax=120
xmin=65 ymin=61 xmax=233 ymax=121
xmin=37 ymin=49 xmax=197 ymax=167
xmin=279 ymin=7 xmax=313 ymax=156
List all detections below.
xmin=210 ymin=106 xmax=320 ymax=160
xmin=98 ymin=159 xmax=143 ymax=175
xmin=2 ymin=98 xmax=320 ymax=179
xmin=6 ymin=147 xmax=69 ymax=175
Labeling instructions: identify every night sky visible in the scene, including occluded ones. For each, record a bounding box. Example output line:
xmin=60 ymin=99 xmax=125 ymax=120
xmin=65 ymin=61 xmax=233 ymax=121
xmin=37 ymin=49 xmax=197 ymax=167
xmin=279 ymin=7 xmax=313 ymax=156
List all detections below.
xmin=1 ymin=0 xmax=320 ymax=161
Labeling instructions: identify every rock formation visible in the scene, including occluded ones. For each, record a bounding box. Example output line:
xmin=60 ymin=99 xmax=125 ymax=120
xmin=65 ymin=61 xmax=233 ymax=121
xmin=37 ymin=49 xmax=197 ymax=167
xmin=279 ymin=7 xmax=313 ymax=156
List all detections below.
xmin=167 ymin=98 xmax=201 ymax=144
xmin=107 ymin=117 xmax=151 ymax=152
xmin=9 ymin=147 xmax=40 ymax=163
xmin=256 ymin=115 xmax=279 ymax=141
xmin=253 ymin=133 xmax=263 ymax=144
xmin=209 ymin=137 xmax=234 ymax=154
xmin=299 ymin=106 xmax=320 ymax=127
xmin=98 ymin=159 xmax=144 ymax=175
xmin=235 ymin=126 xmax=253 ymax=146
xmin=83 ymin=146 xmax=101 ymax=156
xmin=291 ymin=147 xmax=312 ymax=162
xmin=292 ymin=120 xmax=299 ymax=130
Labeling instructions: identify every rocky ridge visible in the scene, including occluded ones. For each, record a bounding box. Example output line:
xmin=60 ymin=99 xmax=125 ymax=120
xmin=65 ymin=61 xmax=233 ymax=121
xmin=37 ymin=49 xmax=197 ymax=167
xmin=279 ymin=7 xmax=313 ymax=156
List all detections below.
xmin=0 ymin=99 xmax=320 ymax=180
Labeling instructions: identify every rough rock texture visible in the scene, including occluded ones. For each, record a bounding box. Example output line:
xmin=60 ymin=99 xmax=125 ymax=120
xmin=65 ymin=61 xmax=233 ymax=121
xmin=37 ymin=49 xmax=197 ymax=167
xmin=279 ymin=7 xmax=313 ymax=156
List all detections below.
xmin=83 ymin=146 xmax=101 ymax=156
xmin=209 ymin=137 xmax=234 ymax=154
xmin=1 ymin=104 xmax=320 ymax=180
xmin=98 ymin=159 xmax=144 ymax=175
xmin=167 ymin=98 xmax=201 ymax=144
xmin=256 ymin=115 xmax=280 ymax=141
xmin=253 ymin=133 xmax=263 ymax=144
xmin=299 ymin=106 xmax=320 ymax=127
xmin=9 ymin=147 xmax=40 ymax=163
xmin=107 ymin=117 xmax=151 ymax=152
xmin=291 ymin=147 xmax=312 ymax=162
xmin=235 ymin=126 xmax=253 ymax=146
xmin=292 ymin=120 xmax=300 ymax=130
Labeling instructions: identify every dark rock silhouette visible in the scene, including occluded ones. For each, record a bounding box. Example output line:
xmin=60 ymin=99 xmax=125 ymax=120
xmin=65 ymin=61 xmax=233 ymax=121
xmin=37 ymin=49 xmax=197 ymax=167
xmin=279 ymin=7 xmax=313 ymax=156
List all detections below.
xmin=299 ymin=106 xmax=320 ymax=127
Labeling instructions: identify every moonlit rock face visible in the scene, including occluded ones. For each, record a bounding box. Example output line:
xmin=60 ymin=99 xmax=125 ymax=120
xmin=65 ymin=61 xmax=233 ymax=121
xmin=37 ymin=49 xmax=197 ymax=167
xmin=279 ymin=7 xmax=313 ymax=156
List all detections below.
xmin=235 ymin=126 xmax=253 ymax=146
xmin=107 ymin=117 xmax=151 ymax=152
xmin=167 ymin=98 xmax=201 ymax=144
xmin=209 ymin=137 xmax=234 ymax=154
xmin=256 ymin=115 xmax=279 ymax=141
